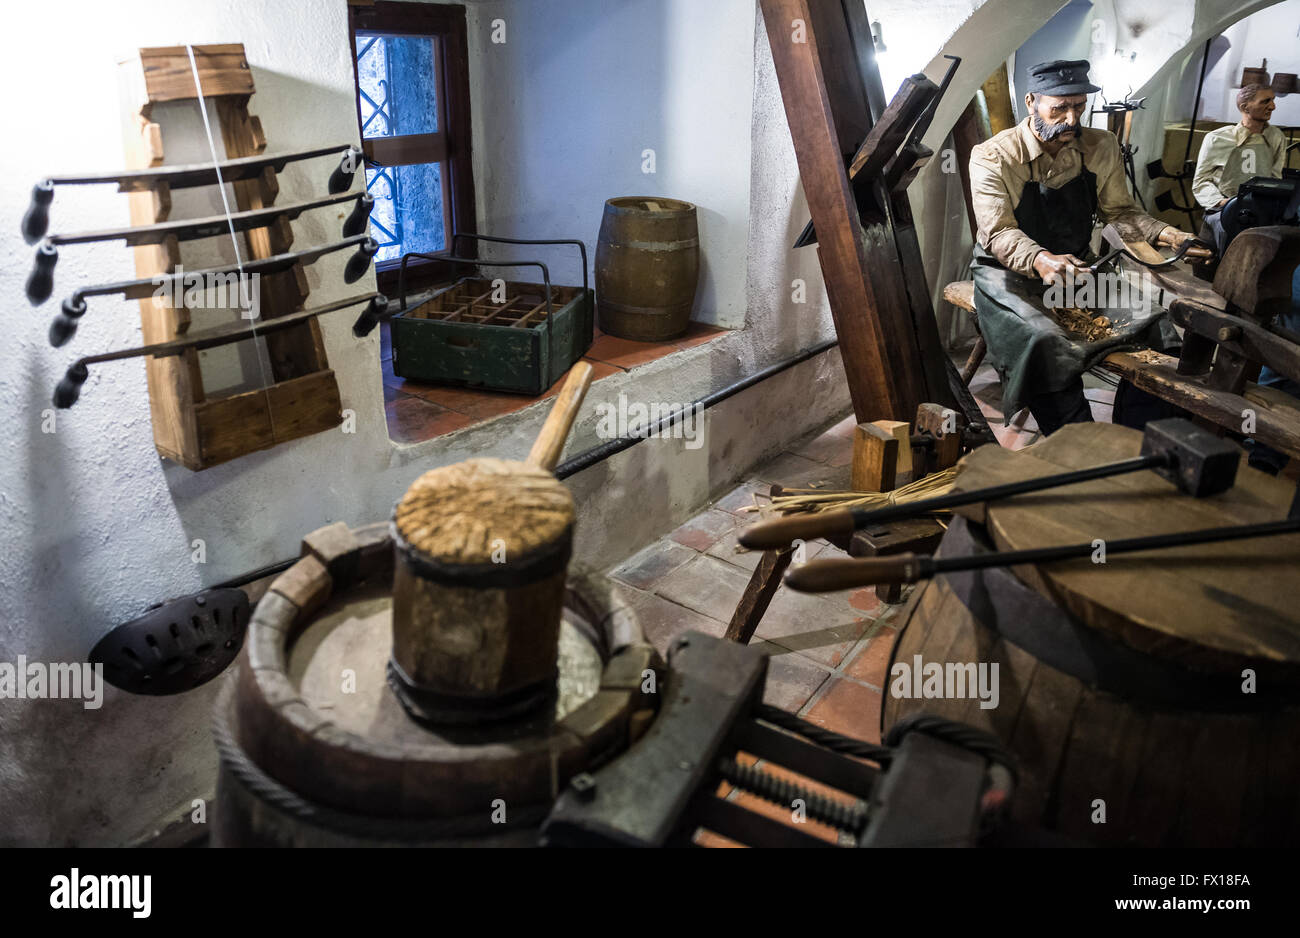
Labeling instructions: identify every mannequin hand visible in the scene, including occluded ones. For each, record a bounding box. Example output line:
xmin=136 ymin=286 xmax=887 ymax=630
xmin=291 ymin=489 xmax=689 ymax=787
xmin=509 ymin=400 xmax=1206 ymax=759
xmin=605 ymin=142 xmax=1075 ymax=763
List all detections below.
xmin=1032 ymin=251 xmax=1091 ymax=284
xmin=1157 ymin=226 xmax=1215 ymax=260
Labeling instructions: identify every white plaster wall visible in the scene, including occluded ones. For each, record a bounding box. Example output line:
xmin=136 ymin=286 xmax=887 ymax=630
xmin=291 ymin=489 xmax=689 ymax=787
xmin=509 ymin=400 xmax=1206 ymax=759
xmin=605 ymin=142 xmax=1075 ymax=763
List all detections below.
xmin=0 ymin=0 xmax=854 ymax=846
xmin=464 ymin=0 xmax=756 ymax=328
xmin=1190 ymin=1 xmax=1300 ymax=125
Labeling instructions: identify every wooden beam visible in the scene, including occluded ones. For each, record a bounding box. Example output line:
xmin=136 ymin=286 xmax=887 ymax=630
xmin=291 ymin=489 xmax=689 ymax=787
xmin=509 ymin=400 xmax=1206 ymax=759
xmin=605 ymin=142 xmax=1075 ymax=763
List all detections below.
xmin=761 ymin=0 xmax=928 ymax=421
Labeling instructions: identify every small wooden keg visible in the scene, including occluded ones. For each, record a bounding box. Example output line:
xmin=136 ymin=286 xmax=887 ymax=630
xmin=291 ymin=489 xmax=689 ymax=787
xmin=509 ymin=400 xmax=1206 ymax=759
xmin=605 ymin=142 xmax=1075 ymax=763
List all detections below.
xmin=389 ymin=457 xmax=575 ymax=723
xmin=882 ymin=424 xmax=1300 ymax=847
xmin=595 ymin=196 xmax=700 ymax=341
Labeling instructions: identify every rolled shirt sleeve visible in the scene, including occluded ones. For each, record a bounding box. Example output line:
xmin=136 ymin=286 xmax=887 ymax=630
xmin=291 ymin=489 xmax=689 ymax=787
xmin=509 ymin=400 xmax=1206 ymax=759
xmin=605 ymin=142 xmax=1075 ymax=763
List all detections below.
xmin=970 ymin=143 xmax=1044 ymax=278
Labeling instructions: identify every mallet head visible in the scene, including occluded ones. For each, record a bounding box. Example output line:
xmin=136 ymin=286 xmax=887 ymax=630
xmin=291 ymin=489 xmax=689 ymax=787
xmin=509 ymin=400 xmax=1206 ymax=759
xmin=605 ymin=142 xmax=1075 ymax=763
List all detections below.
xmin=1140 ymin=418 xmax=1240 ymax=497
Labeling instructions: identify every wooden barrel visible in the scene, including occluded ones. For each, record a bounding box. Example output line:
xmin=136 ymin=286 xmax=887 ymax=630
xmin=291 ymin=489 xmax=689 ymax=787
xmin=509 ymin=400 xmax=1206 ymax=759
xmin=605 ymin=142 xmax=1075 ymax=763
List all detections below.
xmin=595 ymin=196 xmax=699 ymax=341
xmin=882 ymin=424 xmax=1300 ymax=847
xmin=213 ymin=520 xmax=657 ymax=847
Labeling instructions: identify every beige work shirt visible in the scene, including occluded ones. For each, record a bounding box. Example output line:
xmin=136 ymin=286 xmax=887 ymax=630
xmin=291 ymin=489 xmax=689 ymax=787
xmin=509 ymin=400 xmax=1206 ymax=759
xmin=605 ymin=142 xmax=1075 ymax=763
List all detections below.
xmin=1191 ymin=121 xmax=1287 ymax=209
xmin=970 ymin=117 xmax=1169 ymax=278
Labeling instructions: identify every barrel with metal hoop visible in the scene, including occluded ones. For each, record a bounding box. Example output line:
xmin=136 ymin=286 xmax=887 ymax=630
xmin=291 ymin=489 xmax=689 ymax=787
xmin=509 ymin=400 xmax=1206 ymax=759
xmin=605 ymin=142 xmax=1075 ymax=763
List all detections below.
xmin=881 ymin=422 xmax=1300 ymax=847
xmin=595 ymin=196 xmax=699 ymax=341
xmin=213 ymin=517 xmax=656 ymax=846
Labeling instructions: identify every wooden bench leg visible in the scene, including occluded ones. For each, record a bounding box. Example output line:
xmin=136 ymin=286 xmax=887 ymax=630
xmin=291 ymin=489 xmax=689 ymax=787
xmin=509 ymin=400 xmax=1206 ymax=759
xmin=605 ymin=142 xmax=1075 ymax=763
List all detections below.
xmin=724 ymin=546 xmax=795 ymax=645
xmin=960 ymin=335 xmax=987 ymax=385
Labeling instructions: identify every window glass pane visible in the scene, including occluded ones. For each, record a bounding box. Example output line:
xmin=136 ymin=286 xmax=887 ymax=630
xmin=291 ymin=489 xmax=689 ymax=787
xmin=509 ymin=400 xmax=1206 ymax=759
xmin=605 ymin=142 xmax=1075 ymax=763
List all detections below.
xmin=365 ymin=162 xmax=445 ymax=263
xmin=354 ymin=34 xmax=439 ymax=139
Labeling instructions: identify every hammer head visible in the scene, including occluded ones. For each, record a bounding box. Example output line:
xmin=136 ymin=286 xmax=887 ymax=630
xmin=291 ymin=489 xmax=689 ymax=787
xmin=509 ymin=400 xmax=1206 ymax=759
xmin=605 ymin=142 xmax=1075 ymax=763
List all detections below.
xmin=1139 ymin=418 xmax=1240 ymax=497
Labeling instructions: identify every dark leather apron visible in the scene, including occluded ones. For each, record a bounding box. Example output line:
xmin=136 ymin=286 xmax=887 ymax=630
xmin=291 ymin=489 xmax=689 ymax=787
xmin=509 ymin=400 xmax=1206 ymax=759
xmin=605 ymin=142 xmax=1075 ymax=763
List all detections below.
xmin=971 ymin=149 xmax=1176 ymax=422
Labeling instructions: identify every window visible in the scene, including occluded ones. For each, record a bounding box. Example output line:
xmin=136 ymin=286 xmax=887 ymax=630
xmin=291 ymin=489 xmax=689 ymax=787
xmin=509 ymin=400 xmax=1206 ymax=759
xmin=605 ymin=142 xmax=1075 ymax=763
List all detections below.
xmin=347 ymin=2 xmax=476 ymax=290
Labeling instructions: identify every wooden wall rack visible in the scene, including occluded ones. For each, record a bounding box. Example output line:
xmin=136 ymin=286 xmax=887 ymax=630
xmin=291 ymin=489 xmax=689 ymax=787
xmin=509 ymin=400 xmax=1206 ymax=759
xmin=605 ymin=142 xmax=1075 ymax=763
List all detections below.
xmin=118 ymin=43 xmax=343 ymax=470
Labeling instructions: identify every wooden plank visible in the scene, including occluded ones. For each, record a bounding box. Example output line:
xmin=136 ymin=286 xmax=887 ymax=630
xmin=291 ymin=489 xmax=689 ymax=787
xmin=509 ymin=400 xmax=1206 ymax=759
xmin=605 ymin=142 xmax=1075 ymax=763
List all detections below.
xmin=215 ymin=97 xmax=325 ymax=382
xmin=1101 ymin=349 xmax=1300 ymax=458
xmin=953 ymin=422 xmax=1300 ymax=670
xmin=363 ymin=132 xmax=447 ymax=167
xmin=760 ymin=0 xmax=926 ymax=422
xmin=136 ymin=45 xmax=254 ymax=104
xmin=850 ymin=421 xmax=897 ymax=492
xmin=981 ymin=62 xmax=1016 ymax=135
xmin=1099 ymin=225 xmax=1225 ymax=311
xmin=724 ymin=547 xmax=795 ymax=645
xmin=950 ymin=98 xmax=989 ymax=237
xmin=195 ymin=370 xmax=342 ymax=467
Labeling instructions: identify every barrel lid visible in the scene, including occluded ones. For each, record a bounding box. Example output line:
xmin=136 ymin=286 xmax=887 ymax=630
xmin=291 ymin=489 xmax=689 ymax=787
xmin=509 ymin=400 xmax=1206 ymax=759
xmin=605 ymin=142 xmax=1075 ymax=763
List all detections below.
xmin=604 ymin=196 xmax=696 ymax=216
xmin=394 ymin=458 xmax=574 ymax=567
xmin=952 ymin=423 xmax=1300 ymax=669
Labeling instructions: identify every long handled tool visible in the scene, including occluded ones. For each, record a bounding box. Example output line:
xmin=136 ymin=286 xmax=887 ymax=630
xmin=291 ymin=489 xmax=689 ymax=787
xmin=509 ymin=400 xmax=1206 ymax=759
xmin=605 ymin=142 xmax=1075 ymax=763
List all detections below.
xmin=26 ymin=192 xmax=374 ymax=305
xmin=528 ymin=361 xmax=595 ymax=473
xmin=783 ymin=516 xmax=1300 ymax=593
xmin=1087 ymin=225 xmax=1215 ymax=274
xmin=49 ymin=234 xmax=379 ymax=347
xmin=738 ymin=418 xmax=1239 ymax=550
xmin=52 ymin=292 xmax=388 ymax=408
xmin=21 ymin=144 xmax=362 ymax=244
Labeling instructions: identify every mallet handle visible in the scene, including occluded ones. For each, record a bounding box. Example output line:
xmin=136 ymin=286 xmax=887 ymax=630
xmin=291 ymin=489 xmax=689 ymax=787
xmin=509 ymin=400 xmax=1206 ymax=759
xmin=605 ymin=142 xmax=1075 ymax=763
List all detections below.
xmin=528 ymin=361 xmax=594 ymax=473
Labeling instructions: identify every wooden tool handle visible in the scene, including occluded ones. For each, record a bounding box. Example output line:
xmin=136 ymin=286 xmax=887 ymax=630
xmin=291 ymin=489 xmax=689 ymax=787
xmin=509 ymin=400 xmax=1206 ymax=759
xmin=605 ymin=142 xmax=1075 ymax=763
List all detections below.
xmin=783 ymin=553 xmax=926 ymax=593
xmin=737 ymin=510 xmax=856 ymax=550
xmin=528 ymin=361 xmax=594 ymax=472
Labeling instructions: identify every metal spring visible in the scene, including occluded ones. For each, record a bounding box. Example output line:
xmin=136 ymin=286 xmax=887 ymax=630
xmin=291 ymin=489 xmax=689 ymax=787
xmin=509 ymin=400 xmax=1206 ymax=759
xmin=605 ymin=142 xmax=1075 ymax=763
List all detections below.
xmin=717 ymin=758 xmax=869 ymax=834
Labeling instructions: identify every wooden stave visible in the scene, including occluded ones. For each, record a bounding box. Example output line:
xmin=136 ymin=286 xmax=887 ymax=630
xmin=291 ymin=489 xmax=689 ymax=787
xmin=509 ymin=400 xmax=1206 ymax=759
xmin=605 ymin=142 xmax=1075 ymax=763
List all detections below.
xmin=220 ymin=521 xmax=658 ymax=829
xmin=882 ymin=573 xmax=1300 ymax=847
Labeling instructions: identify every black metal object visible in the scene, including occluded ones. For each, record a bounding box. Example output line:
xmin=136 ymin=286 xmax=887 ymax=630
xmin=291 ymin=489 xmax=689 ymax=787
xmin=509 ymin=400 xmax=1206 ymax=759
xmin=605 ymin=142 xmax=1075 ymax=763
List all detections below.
xmin=49 ymin=234 xmax=378 ymax=348
xmin=21 ymin=144 xmax=363 ymax=244
xmin=786 ymin=515 xmax=1300 ymax=592
xmin=89 ymin=588 xmax=249 ymax=695
xmin=1146 ymin=37 xmax=1212 ymax=230
xmin=1093 ymin=95 xmax=1147 ymax=208
xmin=740 ymin=418 xmax=1240 ymax=550
xmin=1221 ymin=175 xmax=1300 ymax=247
xmin=52 ymin=292 xmax=387 ymax=408
xmin=1088 ymin=232 xmax=1215 ymax=274
xmin=25 ymin=192 xmax=374 ymax=306
xmin=540 ymin=632 xmax=1010 ymax=847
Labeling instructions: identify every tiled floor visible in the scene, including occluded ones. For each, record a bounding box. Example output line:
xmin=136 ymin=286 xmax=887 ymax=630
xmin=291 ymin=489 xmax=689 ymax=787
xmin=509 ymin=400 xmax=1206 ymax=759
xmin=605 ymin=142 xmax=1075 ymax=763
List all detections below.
xmin=597 ymin=354 xmax=1130 ymax=846
xmin=381 ymin=320 xmax=728 ymax=443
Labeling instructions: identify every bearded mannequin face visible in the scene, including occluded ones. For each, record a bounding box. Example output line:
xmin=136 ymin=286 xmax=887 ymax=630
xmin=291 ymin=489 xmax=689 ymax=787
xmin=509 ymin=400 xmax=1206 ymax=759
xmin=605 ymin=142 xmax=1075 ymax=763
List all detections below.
xmin=1026 ymin=92 xmax=1089 ymax=143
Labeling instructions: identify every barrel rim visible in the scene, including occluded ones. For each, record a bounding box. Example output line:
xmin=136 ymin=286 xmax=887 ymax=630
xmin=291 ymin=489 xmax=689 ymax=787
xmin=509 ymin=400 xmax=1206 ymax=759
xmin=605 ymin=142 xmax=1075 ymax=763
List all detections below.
xmin=603 ymin=195 xmax=697 ymax=216
xmin=229 ymin=523 xmax=658 ymax=818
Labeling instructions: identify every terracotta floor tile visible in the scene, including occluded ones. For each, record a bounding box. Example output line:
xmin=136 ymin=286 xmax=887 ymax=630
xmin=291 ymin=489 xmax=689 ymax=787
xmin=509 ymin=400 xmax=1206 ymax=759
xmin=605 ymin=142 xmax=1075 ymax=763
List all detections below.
xmin=668 ymin=509 xmax=736 ymax=552
xmin=652 ymin=554 xmax=750 ymax=623
xmin=844 ymin=624 xmax=900 ymax=690
xmin=758 ymin=644 xmax=833 ymax=712
xmin=755 ymin=595 xmax=870 ymax=669
xmin=754 ymin=451 xmax=836 ymax=489
xmin=804 ymin=677 xmax=884 ymax=744
xmin=847 ymin=587 xmax=884 ymax=616
xmin=609 ymin=540 xmax=698 ymax=591
xmin=788 ymin=423 xmax=854 ymax=468
xmin=712 ymin=480 xmax=772 ymax=516
xmin=704 ymin=529 xmax=764 ymax=573
xmin=384 ymin=396 xmax=477 ymax=443
xmin=627 ymin=590 xmax=727 ymax=657
xmin=585 ymin=332 xmax=680 ymax=369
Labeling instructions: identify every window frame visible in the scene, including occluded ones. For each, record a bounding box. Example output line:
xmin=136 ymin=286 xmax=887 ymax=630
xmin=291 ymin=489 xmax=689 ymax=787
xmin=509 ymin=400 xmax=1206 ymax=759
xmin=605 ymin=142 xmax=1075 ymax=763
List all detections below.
xmin=347 ymin=0 xmax=477 ymax=293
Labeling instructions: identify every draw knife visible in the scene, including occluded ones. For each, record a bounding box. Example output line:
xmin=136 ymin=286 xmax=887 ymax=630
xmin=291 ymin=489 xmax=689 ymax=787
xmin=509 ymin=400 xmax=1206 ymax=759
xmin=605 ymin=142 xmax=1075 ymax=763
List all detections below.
xmin=52 ymin=292 xmax=390 ymax=408
xmin=49 ymin=234 xmax=379 ymax=347
xmin=26 ymin=193 xmax=374 ymax=306
xmin=21 ymin=144 xmax=364 ymax=244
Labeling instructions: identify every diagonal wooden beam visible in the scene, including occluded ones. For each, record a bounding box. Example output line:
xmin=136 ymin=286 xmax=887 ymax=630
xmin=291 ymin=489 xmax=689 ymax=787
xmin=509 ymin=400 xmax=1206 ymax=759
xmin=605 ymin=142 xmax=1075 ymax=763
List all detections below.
xmin=761 ymin=0 xmax=927 ymax=421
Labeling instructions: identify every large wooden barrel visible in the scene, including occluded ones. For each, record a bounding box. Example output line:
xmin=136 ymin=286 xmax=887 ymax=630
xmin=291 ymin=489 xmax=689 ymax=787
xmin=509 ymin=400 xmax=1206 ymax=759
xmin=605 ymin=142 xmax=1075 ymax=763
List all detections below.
xmin=882 ymin=423 xmax=1300 ymax=847
xmin=213 ymin=521 xmax=656 ymax=847
xmin=595 ymin=196 xmax=699 ymax=341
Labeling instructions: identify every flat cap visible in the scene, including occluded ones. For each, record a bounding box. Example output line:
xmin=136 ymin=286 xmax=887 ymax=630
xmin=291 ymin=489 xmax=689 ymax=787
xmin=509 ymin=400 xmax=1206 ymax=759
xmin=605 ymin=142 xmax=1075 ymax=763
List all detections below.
xmin=1027 ymin=59 xmax=1101 ymax=97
